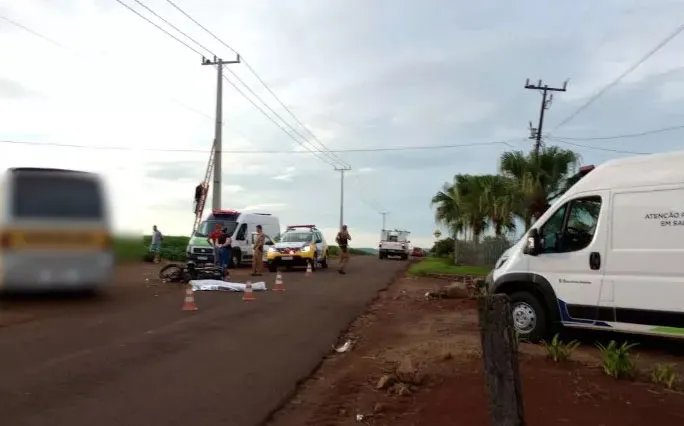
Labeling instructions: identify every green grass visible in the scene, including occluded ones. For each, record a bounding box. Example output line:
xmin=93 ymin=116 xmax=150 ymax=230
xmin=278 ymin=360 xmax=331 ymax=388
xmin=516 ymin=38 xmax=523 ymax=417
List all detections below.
xmin=115 ymin=235 xmax=189 ymax=263
xmin=114 ymin=235 xmax=371 ymax=263
xmin=324 ymin=246 xmax=371 ymax=257
xmin=408 ymin=257 xmax=491 ymax=277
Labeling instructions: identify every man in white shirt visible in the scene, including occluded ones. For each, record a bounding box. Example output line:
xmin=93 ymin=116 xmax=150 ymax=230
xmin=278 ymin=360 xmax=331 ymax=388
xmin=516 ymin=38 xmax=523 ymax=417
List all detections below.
xmin=150 ymin=225 xmax=163 ymax=264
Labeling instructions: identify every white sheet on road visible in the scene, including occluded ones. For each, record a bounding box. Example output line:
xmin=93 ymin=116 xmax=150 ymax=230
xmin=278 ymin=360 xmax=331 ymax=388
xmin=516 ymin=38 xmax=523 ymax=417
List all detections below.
xmin=190 ymin=280 xmax=268 ymax=292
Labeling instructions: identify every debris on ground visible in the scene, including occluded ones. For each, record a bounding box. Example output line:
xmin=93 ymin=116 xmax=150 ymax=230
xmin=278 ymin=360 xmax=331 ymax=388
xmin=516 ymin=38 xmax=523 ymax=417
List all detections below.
xmin=333 ymin=339 xmax=353 ymax=353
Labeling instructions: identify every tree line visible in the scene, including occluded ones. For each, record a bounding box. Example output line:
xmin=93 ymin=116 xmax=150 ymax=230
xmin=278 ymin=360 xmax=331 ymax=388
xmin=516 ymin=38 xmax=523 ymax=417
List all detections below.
xmin=431 ymin=146 xmax=582 ymax=243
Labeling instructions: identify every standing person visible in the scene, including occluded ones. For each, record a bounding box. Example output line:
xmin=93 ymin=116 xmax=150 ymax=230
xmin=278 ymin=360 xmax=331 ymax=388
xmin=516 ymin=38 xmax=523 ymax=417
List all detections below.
xmin=207 ymin=223 xmax=223 ymax=265
xmin=251 ymin=224 xmax=265 ymax=276
xmin=217 ymin=227 xmax=232 ymax=280
xmin=336 ymin=225 xmax=352 ymax=274
xmin=150 ymin=225 xmax=163 ymax=264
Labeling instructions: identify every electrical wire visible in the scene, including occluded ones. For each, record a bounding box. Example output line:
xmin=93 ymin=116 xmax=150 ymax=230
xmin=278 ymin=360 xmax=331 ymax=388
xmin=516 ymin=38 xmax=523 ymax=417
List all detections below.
xmin=0 ymin=12 xmax=264 ymax=146
xmin=549 ymin=137 xmax=652 ymax=155
xmin=122 ymin=0 xmax=347 ymax=167
xmin=551 ymin=123 xmax=684 ymax=141
xmin=113 ymin=0 xmax=204 ymax=56
xmin=550 ymin=21 xmax=684 ymax=133
xmin=116 ymin=0 xmax=348 ymax=168
xmin=0 ymin=138 xmax=516 ymax=154
xmin=162 ymin=0 xmax=351 ymax=167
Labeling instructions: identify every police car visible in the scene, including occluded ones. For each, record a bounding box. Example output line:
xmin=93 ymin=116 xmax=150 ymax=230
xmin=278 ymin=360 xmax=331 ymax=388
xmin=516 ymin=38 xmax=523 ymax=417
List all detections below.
xmin=266 ymin=225 xmax=328 ymax=272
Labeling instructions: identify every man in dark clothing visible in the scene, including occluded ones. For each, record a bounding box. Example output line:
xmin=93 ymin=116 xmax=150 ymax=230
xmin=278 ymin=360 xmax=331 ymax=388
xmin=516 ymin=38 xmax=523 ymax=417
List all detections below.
xmin=217 ymin=227 xmax=232 ymax=279
xmin=194 ymin=183 xmax=205 ymax=214
xmin=336 ymin=225 xmax=352 ymax=274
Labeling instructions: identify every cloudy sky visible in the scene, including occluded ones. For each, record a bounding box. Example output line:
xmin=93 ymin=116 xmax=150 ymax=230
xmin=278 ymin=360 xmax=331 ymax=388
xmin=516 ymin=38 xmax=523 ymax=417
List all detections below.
xmin=1 ymin=0 xmax=684 ymax=248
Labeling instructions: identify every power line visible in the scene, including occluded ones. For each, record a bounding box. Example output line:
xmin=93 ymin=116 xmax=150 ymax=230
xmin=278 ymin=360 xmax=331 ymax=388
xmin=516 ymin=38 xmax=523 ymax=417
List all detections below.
xmin=552 ymin=123 xmax=684 ymax=141
xmin=1 ymin=12 xmax=256 ymax=143
xmin=0 ymin=15 xmax=66 ymax=49
xmin=112 ymin=0 xmax=204 ymax=56
xmin=162 ymin=0 xmax=350 ymax=168
xmin=0 ymin=138 xmax=516 ymax=154
xmin=549 ymin=137 xmax=651 ymax=155
xmin=550 ymin=21 xmax=684 ymax=133
xmin=127 ymin=0 xmax=348 ymax=168
xmin=115 ymin=0 xmax=348 ymax=169
xmin=130 ymin=0 xmax=212 ymax=56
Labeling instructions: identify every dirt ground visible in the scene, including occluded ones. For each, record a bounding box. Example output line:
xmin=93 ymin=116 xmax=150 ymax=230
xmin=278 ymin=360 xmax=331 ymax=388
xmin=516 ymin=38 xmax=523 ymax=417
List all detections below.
xmin=268 ymin=274 xmax=684 ymax=426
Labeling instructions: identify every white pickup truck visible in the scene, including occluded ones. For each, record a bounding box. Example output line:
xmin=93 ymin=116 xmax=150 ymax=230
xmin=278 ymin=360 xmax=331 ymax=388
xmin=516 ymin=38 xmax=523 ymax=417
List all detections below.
xmin=378 ymin=229 xmax=411 ymax=260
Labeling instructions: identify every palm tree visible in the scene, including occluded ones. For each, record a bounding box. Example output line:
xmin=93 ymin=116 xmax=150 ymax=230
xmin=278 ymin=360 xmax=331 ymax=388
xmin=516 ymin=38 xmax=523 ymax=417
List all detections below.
xmin=431 ymin=181 xmax=464 ymax=239
xmin=499 ymin=146 xmax=580 ymax=229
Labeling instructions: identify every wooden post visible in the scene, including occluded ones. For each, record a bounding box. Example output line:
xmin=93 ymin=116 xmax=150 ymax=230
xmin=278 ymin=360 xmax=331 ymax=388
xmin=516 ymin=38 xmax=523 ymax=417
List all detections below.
xmin=478 ymin=294 xmax=526 ymax=426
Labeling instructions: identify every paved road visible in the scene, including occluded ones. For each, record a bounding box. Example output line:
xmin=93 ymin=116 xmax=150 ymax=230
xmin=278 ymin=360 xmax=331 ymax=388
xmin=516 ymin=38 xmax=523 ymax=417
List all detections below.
xmin=0 ymin=256 xmax=407 ymax=426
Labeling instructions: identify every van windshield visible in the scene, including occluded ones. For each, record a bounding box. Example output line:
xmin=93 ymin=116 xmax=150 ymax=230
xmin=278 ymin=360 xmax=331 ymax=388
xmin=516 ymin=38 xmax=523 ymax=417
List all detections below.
xmin=11 ymin=172 xmax=104 ymax=219
xmin=195 ymin=220 xmax=238 ymax=238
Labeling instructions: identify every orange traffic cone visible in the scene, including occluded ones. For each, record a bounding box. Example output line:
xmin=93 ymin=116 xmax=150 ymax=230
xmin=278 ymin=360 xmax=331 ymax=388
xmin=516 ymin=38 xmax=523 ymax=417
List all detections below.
xmin=182 ymin=283 xmax=198 ymax=311
xmin=242 ymin=281 xmax=256 ymax=301
xmin=305 ymin=262 xmax=313 ymax=276
xmin=273 ymin=270 xmax=285 ymax=292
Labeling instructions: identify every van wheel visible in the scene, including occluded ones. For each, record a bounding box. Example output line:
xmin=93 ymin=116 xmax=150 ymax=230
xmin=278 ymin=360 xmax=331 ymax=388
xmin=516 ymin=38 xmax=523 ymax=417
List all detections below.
xmin=268 ymin=263 xmax=277 ymax=273
xmin=231 ymin=251 xmax=241 ymax=268
xmin=508 ymin=291 xmax=548 ymax=343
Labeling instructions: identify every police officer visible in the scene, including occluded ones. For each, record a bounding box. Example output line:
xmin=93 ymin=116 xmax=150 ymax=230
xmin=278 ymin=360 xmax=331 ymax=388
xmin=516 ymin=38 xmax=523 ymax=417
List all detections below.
xmin=336 ymin=225 xmax=352 ymax=274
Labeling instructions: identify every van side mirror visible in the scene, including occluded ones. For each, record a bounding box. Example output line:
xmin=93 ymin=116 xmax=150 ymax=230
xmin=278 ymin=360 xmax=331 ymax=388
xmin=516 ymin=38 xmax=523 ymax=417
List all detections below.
xmin=523 ymin=228 xmax=540 ymax=256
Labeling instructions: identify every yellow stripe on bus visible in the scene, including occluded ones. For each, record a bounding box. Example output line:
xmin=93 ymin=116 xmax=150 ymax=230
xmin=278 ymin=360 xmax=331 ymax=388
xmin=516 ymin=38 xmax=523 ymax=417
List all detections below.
xmin=2 ymin=230 xmax=111 ymax=250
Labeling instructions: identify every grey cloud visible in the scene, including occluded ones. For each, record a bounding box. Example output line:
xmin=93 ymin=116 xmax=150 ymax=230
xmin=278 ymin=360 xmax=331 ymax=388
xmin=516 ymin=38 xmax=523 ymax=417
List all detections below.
xmin=0 ymin=78 xmax=36 ymax=99
xmin=136 ymin=0 xmax=684 ymax=242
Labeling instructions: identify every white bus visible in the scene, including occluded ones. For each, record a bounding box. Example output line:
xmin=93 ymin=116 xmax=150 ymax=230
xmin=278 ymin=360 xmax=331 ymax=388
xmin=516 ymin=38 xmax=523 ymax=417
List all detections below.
xmin=0 ymin=168 xmax=114 ymax=293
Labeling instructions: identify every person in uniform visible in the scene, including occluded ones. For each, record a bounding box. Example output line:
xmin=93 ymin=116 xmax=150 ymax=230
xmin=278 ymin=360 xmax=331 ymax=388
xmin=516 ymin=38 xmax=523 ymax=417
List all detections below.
xmin=336 ymin=225 xmax=352 ymax=274
xmin=251 ymin=224 xmax=265 ymax=276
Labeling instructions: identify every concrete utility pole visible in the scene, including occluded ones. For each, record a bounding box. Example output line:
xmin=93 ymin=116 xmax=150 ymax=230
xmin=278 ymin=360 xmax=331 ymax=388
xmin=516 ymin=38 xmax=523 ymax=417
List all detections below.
xmin=524 ymin=79 xmax=568 ymax=157
xmin=202 ymin=54 xmax=240 ymax=210
xmin=380 ymin=211 xmax=389 ymax=230
xmin=335 ymin=166 xmax=352 ymax=229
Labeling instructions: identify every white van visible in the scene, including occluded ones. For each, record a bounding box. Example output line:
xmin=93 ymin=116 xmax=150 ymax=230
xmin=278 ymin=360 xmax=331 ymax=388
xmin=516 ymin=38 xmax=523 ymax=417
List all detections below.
xmin=186 ymin=209 xmax=280 ymax=267
xmin=488 ymin=150 xmax=684 ymax=341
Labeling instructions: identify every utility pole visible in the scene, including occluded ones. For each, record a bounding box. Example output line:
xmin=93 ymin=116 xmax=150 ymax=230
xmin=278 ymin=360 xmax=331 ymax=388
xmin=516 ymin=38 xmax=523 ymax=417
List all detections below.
xmin=335 ymin=166 xmax=352 ymax=229
xmin=524 ymin=79 xmax=568 ymax=157
xmin=202 ymin=54 xmax=240 ymax=210
xmin=380 ymin=211 xmax=389 ymax=230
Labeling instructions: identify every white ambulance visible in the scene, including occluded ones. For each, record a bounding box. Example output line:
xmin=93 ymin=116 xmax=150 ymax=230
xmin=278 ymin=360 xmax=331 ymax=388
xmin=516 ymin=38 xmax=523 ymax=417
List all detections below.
xmin=487 ymin=150 xmax=684 ymax=341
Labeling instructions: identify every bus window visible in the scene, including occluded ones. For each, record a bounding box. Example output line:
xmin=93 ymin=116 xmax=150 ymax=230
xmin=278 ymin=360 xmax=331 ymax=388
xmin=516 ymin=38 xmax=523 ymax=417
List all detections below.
xmin=11 ymin=173 xmax=104 ymax=219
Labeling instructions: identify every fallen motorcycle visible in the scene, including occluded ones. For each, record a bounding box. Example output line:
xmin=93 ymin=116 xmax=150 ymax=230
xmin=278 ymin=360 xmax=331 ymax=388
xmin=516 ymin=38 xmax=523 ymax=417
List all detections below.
xmin=158 ymin=261 xmax=225 ymax=283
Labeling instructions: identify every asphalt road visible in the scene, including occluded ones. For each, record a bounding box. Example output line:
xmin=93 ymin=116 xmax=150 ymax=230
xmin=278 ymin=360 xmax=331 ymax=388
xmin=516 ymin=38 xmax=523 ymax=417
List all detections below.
xmin=0 ymin=256 xmax=407 ymax=426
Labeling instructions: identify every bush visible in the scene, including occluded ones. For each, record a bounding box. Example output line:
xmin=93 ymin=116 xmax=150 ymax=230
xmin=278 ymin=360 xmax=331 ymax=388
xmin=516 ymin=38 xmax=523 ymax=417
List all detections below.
xmin=652 ymin=363 xmax=677 ymax=389
xmin=596 ymin=340 xmax=638 ymax=379
xmin=542 ymin=333 xmax=580 ymax=362
xmin=431 ymin=237 xmax=454 ymax=258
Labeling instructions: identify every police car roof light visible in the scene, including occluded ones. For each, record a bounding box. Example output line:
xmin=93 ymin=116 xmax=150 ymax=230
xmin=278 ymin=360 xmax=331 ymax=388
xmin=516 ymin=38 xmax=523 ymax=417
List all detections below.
xmin=287 ymin=224 xmax=315 ymax=229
